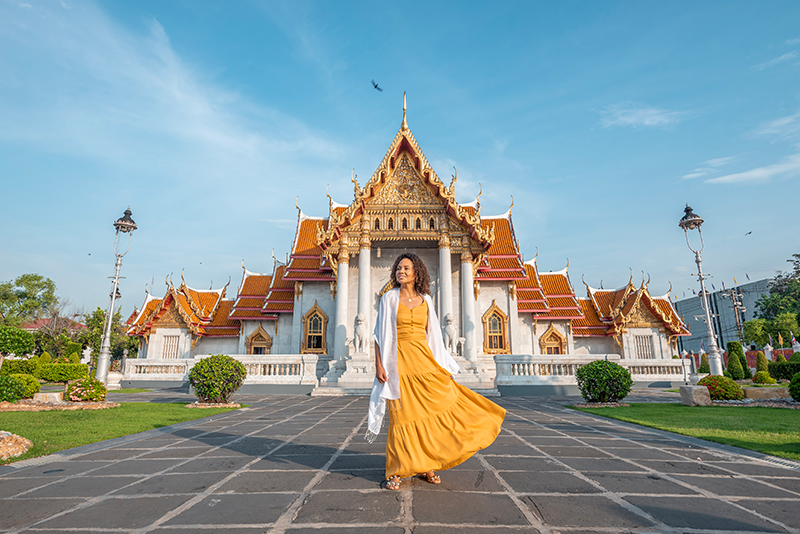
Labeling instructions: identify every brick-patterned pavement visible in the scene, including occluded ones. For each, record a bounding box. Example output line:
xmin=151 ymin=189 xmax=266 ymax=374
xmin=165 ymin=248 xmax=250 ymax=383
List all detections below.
xmin=1 ymin=392 xmax=799 ymax=533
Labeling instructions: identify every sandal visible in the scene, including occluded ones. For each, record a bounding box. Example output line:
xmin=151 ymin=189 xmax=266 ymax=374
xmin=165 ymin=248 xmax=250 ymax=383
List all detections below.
xmin=385 ymin=475 xmax=401 ymax=490
xmin=418 ymin=470 xmax=441 ymax=484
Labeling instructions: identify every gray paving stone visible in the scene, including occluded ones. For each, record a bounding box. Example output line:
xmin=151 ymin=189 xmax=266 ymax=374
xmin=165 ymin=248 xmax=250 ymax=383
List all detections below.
xmin=557 ymin=457 xmax=644 ymax=472
xmin=502 ymin=427 xmax=562 ymax=437
xmin=481 ymin=444 xmax=544 ymax=456
xmin=623 ymin=495 xmax=788 ymax=531
xmin=484 ymin=456 xmax=568 ymax=472
xmin=0 ymin=498 xmax=83 ymax=530
xmin=138 ymin=446 xmax=212 ymax=459
xmin=593 ymin=446 xmax=683 ymax=460
xmin=151 ymin=529 xmax=267 ymax=534
xmin=22 ymin=475 xmax=142 ymax=498
xmin=250 ymin=454 xmax=330 ymax=470
xmin=288 ymin=528 xmax=404 ymax=534
xmin=410 ymin=469 xmax=506 ymax=492
xmin=672 ymin=474 xmax=799 ymax=497
xmin=11 ymin=461 xmax=105 ymax=478
xmin=214 ymin=470 xmax=317 ymax=492
xmin=0 ymin=476 xmax=54 ymax=498
xmin=536 ymin=446 xmax=611 ymax=458
xmin=637 ymin=458 xmax=740 ymax=475
xmin=73 ymin=448 xmax=147 ymax=460
xmin=499 ymin=470 xmax=602 ymax=494
xmin=521 ymin=495 xmax=654 ymax=529
xmin=583 ymin=472 xmax=700 ymax=495
xmin=313 ymin=470 xmax=386 ymax=490
xmin=274 ymin=443 xmax=342 ymax=456
xmin=737 ymin=498 xmax=800 ymax=529
xmin=293 ymin=490 xmax=402 ymax=523
xmin=36 ymin=495 xmax=194 ymax=529
xmin=515 ymin=436 xmax=582 ymax=446
xmin=413 ymin=492 xmax=530 ymax=525
xmin=164 ymin=492 xmax=297 ymax=525
xmin=706 ymin=461 xmax=800 ymax=477
xmin=329 ymin=453 xmax=386 ymax=470
xmin=759 ymin=476 xmax=800 ymax=494
xmin=115 ymin=471 xmax=231 ymax=494
xmin=90 ymin=459 xmax=183 ymax=476
xmin=167 ymin=455 xmax=254 ymax=473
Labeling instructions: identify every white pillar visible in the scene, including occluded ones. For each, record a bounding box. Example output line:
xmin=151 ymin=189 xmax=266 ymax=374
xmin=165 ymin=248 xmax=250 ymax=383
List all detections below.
xmin=358 ymin=243 xmax=371 ymax=346
xmin=333 ymin=246 xmax=350 ymax=360
xmin=507 ymin=281 xmax=521 ymax=354
xmin=439 ymin=239 xmax=453 ymax=324
xmin=461 ymin=251 xmax=477 ymax=362
xmin=290 ymin=282 xmax=303 ymax=352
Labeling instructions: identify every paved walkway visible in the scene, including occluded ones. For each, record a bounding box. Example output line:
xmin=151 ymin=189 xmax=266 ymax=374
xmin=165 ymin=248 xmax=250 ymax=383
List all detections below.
xmin=2 ymin=391 xmax=799 ymax=533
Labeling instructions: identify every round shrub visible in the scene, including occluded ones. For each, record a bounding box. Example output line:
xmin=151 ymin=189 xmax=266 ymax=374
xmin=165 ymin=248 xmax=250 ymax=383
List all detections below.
xmin=9 ymin=373 xmax=40 ymax=398
xmin=789 ymin=372 xmax=800 ymax=402
xmin=39 ymin=352 xmax=52 ymax=364
xmin=0 ymin=375 xmax=25 ymax=403
xmin=575 ymin=360 xmax=633 ymax=403
xmin=65 ymin=377 xmax=107 ymax=402
xmin=752 ymin=371 xmax=776 ymax=385
xmin=189 ymin=354 xmax=247 ymax=403
xmin=756 ymin=351 xmax=768 ymax=373
xmin=67 ymin=352 xmax=81 ymax=364
xmin=698 ymin=353 xmax=710 ymax=373
xmin=698 ymin=375 xmax=744 ymax=400
xmin=776 ymin=353 xmax=788 ymax=363
xmin=790 ymin=352 xmax=800 ymax=363
xmin=726 ymin=351 xmax=744 ymax=380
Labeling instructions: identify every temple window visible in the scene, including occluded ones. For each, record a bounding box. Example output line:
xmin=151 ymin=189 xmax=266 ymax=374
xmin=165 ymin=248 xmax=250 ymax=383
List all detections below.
xmin=482 ymin=301 xmax=510 ymax=354
xmin=429 ymin=217 xmax=435 ymax=230
xmin=246 ymin=325 xmax=273 ymax=355
xmin=161 ymin=335 xmax=179 ymax=359
xmin=539 ymin=322 xmax=566 ymax=355
xmin=302 ymin=301 xmax=328 ymax=354
xmin=388 ymin=218 xmax=394 ymax=230
xmin=634 ymin=335 xmax=654 ymax=359
xmin=415 ymin=218 xmax=421 ymax=230
xmin=402 ymin=218 xmax=408 ymax=230
xmin=374 ymin=218 xmax=380 ymax=230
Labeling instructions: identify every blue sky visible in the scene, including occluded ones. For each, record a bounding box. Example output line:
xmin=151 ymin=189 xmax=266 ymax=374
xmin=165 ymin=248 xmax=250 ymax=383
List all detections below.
xmin=1 ymin=0 xmax=799 ymax=316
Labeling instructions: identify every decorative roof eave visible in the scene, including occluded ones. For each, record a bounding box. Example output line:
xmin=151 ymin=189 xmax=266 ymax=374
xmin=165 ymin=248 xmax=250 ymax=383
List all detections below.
xmin=127 ymin=293 xmax=159 ymax=334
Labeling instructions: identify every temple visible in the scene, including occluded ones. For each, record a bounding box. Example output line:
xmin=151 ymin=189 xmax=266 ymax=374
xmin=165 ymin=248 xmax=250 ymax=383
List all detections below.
xmin=126 ymin=97 xmax=691 ymax=394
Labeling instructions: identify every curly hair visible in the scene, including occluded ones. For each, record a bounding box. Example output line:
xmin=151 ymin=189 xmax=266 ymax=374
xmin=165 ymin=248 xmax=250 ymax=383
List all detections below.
xmin=390 ymin=253 xmax=431 ymax=296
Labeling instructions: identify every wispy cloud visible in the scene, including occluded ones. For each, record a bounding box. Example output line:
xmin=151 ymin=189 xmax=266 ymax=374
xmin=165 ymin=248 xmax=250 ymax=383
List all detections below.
xmin=706 ymin=154 xmax=800 ymax=184
xmin=681 ymin=156 xmax=736 ymax=180
xmin=598 ymin=102 xmax=688 ymax=129
xmin=755 ymin=111 xmax=800 ymax=143
xmin=786 ymin=38 xmax=800 ymax=45
xmin=753 ymin=51 xmax=798 ymax=71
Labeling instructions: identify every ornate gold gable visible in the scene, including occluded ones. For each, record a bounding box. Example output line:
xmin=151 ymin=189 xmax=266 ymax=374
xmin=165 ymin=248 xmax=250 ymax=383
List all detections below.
xmin=624 ymin=301 xmax=666 ymax=331
xmin=153 ymin=304 xmax=187 ymax=330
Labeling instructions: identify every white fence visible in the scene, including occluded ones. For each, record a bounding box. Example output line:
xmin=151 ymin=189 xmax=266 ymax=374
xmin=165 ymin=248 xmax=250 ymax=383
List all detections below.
xmin=122 ymin=354 xmax=319 ymax=386
xmin=494 ymin=354 xmax=691 ymax=386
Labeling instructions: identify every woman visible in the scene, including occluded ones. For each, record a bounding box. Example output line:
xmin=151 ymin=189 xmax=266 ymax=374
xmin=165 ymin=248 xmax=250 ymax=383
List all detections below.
xmin=368 ymin=253 xmax=506 ymax=490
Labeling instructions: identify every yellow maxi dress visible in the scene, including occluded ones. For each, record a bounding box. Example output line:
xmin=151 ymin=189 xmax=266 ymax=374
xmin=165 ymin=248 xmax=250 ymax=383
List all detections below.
xmin=385 ymin=301 xmax=506 ymax=478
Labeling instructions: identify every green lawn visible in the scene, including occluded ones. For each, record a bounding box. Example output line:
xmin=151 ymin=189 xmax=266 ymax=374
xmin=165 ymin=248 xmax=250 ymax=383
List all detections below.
xmin=574 ymin=403 xmax=800 ymax=462
xmin=0 ymin=403 xmax=239 ymax=464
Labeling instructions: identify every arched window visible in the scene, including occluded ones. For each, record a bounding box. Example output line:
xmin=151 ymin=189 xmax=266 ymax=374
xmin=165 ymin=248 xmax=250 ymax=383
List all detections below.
xmin=429 ymin=217 xmax=436 ymax=230
xmin=402 ymin=218 xmax=408 ymax=230
xmin=388 ymin=218 xmax=394 ymax=230
xmin=246 ymin=325 xmax=273 ymax=355
xmin=415 ymin=218 xmax=421 ymax=230
xmin=302 ymin=301 xmax=328 ymax=354
xmin=374 ymin=218 xmax=380 ymax=230
xmin=539 ymin=322 xmax=566 ymax=355
xmin=482 ymin=301 xmax=510 ymax=354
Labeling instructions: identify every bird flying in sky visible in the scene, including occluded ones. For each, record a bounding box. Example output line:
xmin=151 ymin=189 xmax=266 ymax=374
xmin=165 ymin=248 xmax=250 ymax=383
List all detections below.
xmin=371 ymin=79 xmax=383 ymax=92
xmin=745 ymin=231 xmax=752 ymax=236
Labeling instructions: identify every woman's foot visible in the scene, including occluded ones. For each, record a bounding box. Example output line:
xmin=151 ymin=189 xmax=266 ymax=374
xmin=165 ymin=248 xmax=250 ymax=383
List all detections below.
xmin=418 ymin=471 xmax=441 ymax=484
xmin=385 ymin=475 xmax=401 ymax=490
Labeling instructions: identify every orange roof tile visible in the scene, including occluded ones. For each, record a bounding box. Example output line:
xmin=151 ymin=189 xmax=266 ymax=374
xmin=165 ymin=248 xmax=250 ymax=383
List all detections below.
xmin=240 ymin=274 xmax=271 ymax=296
xmin=540 ymin=272 xmax=575 ymax=296
xmin=517 ymin=301 xmax=549 ymax=311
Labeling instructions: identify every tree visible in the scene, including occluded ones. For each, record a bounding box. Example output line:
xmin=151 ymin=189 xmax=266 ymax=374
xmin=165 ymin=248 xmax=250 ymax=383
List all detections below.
xmin=79 ymin=307 xmax=138 ymax=370
xmin=743 ymin=318 xmax=769 ymax=347
xmin=756 ymin=254 xmax=800 ymax=321
xmin=0 ymin=274 xmax=58 ymax=326
xmin=0 ymin=326 xmax=35 ymax=356
xmin=769 ymin=311 xmax=799 ymax=348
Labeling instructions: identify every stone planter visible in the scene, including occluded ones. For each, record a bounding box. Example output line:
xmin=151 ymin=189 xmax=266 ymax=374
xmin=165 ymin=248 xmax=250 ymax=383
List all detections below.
xmin=742 ymin=387 xmax=790 ymax=400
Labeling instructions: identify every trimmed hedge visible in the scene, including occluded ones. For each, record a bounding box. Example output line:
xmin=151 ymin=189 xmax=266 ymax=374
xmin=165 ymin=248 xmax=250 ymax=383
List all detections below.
xmin=64 ymin=377 xmax=107 ymax=402
xmin=575 ymin=359 xmax=633 ymax=403
xmin=9 ymin=373 xmax=40 ymax=398
xmin=0 ymin=375 xmax=25 ymax=403
xmin=756 ymin=351 xmax=769 ymax=373
xmin=0 ymin=357 xmax=41 ymax=378
xmin=790 ymin=373 xmax=800 ymax=402
xmin=726 ymin=350 xmax=744 ymax=380
xmin=790 ymin=352 xmax=800 ymax=363
xmin=698 ymin=353 xmax=710 ymax=373
xmin=775 ymin=353 xmax=788 ymax=363
xmin=767 ymin=361 xmax=800 ymax=381
xmin=752 ymin=371 xmax=777 ymax=385
xmin=39 ymin=363 xmax=89 ymax=382
xmin=189 ymin=354 xmax=246 ymax=403
xmin=698 ymin=375 xmax=744 ymax=400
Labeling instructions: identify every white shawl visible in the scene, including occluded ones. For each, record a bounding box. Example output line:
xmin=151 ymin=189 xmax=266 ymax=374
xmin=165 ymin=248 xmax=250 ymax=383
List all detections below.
xmin=366 ymin=288 xmax=460 ymax=441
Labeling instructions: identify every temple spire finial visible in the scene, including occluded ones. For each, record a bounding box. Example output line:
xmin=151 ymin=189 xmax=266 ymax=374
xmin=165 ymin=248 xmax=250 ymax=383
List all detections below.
xmin=401 ymin=92 xmax=408 ymax=131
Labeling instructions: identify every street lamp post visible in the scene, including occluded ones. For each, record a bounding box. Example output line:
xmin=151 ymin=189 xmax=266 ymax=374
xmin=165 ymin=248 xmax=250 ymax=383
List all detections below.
xmin=678 ymin=204 xmax=723 ymax=376
xmin=96 ymin=208 xmax=137 ymax=385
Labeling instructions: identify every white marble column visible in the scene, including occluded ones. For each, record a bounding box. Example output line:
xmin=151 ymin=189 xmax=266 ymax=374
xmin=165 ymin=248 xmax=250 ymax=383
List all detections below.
xmin=438 ymin=236 xmax=453 ymax=326
xmin=357 ymin=235 xmax=371 ymax=347
xmin=333 ymin=246 xmax=350 ymax=360
xmin=461 ymin=250 xmax=478 ymax=363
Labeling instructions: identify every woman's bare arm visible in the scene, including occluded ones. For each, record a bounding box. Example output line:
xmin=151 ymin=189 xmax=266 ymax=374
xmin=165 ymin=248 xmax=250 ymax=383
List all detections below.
xmin=375 ymin=342 xmax=387 ymax=383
